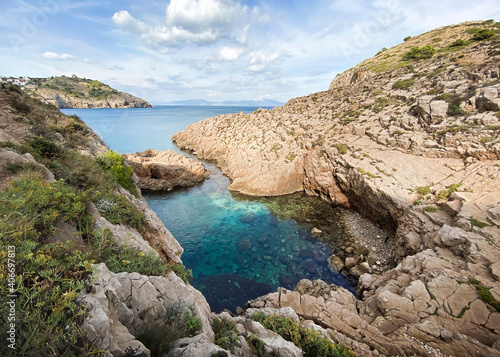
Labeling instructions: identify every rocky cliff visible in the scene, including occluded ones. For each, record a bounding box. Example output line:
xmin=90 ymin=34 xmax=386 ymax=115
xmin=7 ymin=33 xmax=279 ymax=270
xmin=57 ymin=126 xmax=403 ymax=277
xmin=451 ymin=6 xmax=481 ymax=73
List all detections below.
xmin=173 ymin=20 xmax=500 ymax=356
xmin=26 ymin=75 xmax=152 ymax=109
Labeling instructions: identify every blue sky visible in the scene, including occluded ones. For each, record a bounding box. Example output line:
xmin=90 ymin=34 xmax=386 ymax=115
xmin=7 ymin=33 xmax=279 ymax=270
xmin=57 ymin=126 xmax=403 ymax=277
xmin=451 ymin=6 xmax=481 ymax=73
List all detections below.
xmin=1 ymin=0 xmax=499 ymax=104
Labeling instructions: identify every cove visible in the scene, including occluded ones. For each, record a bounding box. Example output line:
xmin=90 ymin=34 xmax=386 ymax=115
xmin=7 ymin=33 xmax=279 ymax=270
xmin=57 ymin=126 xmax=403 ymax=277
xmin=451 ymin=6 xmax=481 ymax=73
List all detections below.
xmin=62 ymin=106 xmax=355 ymax=312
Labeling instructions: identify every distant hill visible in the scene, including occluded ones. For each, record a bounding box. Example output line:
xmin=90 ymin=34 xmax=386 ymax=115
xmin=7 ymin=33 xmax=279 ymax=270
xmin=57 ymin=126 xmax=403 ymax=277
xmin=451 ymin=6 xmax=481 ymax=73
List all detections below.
xmin=164 ymin=98 xmax=283 ymax=107
xmin=24 ymin=75 xmax=152 ymax=109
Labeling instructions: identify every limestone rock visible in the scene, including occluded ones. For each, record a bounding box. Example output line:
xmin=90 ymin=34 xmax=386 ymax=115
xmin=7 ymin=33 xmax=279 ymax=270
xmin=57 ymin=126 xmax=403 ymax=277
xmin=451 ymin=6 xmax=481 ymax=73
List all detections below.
xmin=327 ymin=254 xmax=345 ymax=272
xmin=123 ymin=149 xmax=209 ymax=191
xmin=81 ymin=263 xmax=214 ymax=356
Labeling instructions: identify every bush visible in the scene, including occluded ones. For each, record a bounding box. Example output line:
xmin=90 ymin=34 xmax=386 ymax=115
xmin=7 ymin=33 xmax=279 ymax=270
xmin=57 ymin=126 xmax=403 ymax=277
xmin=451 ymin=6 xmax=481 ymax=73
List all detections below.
xmin=416 ymin=186 xmax=431 ymax=196
xmin=471 ymin=28 xmax=496 ymax=41
xmin=97 ymin=150 xmax=137 ymax=195
xmin=136 ymin=302 xmax=202 ymax=357
xmin=435 ymin=183 xmax=462 ymax=201
xmin=447 ymin=104 xmax=469 ymax=116
xmin=392 ymin=78 xmax=415 ymax=90
xmin=27 ymin=136 xmax=60 ymax=158
xmin=402 ymin=45 xmax=436 ymax=61
xmin=0 ymin=172 xmax=87 ymax=243
xmin=449 ymin=38 xmax=470 ymax=48
xmin=94 ymin=192 xmax=145 ymax=231
xmin=333 ymin=143 xmax=348 ymax=155
xmin=213 ymin=318 xmax=239 ymax=352
xmin=251 ymin=314 xmax=355 ymax=357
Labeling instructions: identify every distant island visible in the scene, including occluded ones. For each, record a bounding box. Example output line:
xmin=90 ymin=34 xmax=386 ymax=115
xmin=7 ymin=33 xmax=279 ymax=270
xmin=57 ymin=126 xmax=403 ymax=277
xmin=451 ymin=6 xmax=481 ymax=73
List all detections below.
xmin=163 ymin=98 xmax=283 ymax=107
xmin=1 ymin=75 xmax=152 ymax=109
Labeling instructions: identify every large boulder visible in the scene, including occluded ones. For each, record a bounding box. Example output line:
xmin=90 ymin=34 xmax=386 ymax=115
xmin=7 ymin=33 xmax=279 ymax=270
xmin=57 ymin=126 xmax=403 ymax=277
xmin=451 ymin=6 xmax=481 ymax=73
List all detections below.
xmin=122 ymin=149 xmax=209 ymax=191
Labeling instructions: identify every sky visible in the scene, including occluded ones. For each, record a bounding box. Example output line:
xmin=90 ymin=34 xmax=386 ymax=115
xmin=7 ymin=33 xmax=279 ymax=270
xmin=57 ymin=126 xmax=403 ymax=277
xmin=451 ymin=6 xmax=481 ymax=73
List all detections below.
xmin=1 ymin=0 xmax=499 ymax=104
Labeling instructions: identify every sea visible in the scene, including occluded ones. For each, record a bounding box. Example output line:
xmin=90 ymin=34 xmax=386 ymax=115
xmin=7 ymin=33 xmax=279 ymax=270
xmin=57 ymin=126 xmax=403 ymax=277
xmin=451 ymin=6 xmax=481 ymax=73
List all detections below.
xmin=61 ymin=105 xmax=354 ymax=312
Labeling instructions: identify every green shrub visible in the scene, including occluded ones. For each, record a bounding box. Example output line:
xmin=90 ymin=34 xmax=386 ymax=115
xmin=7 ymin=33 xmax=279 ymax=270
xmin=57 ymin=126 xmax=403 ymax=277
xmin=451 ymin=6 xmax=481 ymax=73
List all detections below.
xmin=392 ymin=78 xmax=415 ymax=90
xmin=247 ymin=335 xmax=277 ymax=357
xmin=94 ymin=192 xmax=145 ymax=231
xmin=471 ymin=28 xmax=496 ymax=41
xmin=402 ymin=45 xmax=436 ymax=61
xmin=447 ymin=104 xmax=469 ymax=116
xmin=333 ymin=144 xmax=348 ymax=155
xmin=404 ymin=36 xmax=412 ymax=41
xmin=97 ymin=150 xmax=137 ymax=195
xmin=0 ymin=172 xmax=87 ymax=243
xmin=137 ymin=304 xmax=202 ymax=357
xmin=27 ymin=136 xmax=60 ymax=158
xmin=251 ymin=314 xmax=355 ymax=357
xmin=435 ymin=183 xmax=462 ymax=201
xmin=212 ymin=318 xmax=239 ymax=352
xmin=423 ymin=206 xmax=437 ymax=212
xmin=416 ymin=186 xmax=431 ymax=196
xmin=449 ymin=38 xmax=470 ymax=48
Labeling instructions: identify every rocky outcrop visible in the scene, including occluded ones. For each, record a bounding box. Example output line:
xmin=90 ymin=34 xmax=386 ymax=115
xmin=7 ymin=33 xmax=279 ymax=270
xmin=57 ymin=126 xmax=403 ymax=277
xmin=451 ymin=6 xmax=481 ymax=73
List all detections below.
xmin=122 ymin=149 xmax=209 ymax=191
xmin=173 ymin=21 xmax=500 ymax=356
xmin=34 ymin=87 xmax=152 ymax=108
xmin=81 ymin=263 xmax=214 ymax=357
xmin=27 ymin=76 xmax=152 ymax=109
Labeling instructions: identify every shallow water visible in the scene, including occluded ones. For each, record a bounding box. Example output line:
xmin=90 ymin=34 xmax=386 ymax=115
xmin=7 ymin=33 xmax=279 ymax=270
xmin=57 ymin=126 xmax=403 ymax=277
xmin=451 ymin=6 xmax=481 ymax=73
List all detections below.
xmin=63 ymin=106 xmax=354 ymax=312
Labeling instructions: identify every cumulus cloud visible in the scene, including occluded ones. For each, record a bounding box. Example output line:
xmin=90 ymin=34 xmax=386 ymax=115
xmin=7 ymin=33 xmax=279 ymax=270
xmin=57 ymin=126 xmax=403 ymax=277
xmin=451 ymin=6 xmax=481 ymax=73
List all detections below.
xmin=247 ymin=49 xmax=292 ymax=72
xmin=42 ymin=51 xmax=74 ymax=60
xmin=112 ymin=0 xmax=253 ymax=48
xmin=213 ymin=46 xmax=244 ymax=61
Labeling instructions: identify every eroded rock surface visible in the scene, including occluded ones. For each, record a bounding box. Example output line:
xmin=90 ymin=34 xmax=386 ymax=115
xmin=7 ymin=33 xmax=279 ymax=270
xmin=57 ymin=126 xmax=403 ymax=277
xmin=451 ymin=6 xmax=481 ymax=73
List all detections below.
xmin=173 ymin=21 xmax=500 ymax=356
xmin=122 ymin=149 xmax=209 ymax=191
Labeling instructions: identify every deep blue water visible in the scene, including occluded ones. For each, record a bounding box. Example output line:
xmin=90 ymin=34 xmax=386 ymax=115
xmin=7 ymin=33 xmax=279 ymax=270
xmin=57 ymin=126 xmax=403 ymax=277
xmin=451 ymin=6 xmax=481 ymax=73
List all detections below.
xmin=62 ymin=106 xmax=354 ymax=312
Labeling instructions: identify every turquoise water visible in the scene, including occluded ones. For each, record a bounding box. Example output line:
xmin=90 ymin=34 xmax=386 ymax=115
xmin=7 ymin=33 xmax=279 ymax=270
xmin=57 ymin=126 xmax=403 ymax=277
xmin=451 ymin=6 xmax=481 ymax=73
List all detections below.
xmin=62 ymin=106 xmax=354 ymax=312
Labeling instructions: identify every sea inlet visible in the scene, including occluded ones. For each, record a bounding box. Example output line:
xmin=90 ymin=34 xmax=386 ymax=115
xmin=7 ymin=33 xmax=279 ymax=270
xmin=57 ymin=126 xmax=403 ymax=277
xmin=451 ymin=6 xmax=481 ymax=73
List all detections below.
xmin=62 ymin=106 xmax=355 ymax=312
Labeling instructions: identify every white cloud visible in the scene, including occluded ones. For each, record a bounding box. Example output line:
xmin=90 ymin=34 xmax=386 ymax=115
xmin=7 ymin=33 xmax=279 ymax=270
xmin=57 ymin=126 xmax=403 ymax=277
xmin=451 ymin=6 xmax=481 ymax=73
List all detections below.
xmin=42 ymin=52 xmax=74 ymax=60
xmin=166 ymin=0 xmax=246 ymax=32
xmin=112 ymin=10 xmax=149 ymax=35
xmin=214 ymin=46 xmax=244 ymax=61
xmin=112 ymin=0 xmax=255 ymax=48
xmin=247 ymin=49 xmax=292 ymax=73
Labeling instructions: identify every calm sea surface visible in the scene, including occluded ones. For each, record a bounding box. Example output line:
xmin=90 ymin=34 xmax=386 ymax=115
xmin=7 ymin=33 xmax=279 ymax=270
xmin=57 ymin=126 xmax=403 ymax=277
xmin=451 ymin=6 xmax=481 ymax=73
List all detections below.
xmin=62 ymin=106 xmax=354 ymax=312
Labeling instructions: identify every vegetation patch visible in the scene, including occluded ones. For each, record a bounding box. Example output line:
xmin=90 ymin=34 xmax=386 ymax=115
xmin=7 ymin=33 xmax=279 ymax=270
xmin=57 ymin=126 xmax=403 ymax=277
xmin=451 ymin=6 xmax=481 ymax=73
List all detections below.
xmin=423 ymin=206 xmax=438 ymax=213
xmin=333 ymin=143 xmax=348 ymax=155
xmin=402 ymin=45 xmax=436 ymax=61
xmin=470 ymin=217 xmax=489 ymax=229
xmin=435 ymin=183 xmax=462 ymax=201
xmin=97 ymin=150 xmax=138 ymax=195
xmin=251 ymin=313 xmax=355 ymax=357
xmin=467 ymin=279 xmax=500 ymax=312
xmin=392 ymin=78 xmax=415 ymax=90
xmin=137 ymin=302 xmax=202 ymax=357
xmin=469 ymin=28 xmax=496 ymax=41
xmin=285 ymin=152 xmax=297 ymax=164
xmin=212 ymin=318 xmax=239 ymax=352
xmin=416 ymin=186 xmax=431 ymax=196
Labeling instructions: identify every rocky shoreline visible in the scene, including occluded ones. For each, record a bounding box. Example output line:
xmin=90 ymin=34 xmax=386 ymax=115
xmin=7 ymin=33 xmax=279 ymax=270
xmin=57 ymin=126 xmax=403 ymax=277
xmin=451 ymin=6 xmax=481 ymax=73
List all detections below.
xmin=172 ymin=21 xmax=500 ymax=356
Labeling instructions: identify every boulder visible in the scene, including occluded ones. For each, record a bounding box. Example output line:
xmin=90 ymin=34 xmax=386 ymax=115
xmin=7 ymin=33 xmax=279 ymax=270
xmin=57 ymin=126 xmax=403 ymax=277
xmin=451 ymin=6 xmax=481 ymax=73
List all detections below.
xmin=122 ymin=149 xmax=209 ymax=191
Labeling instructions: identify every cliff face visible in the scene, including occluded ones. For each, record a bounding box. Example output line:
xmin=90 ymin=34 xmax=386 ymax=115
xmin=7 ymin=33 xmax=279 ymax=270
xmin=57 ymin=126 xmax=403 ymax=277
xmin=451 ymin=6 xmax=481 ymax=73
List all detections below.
xmin=173 ymin=20 xmax=500 ymax=356
xmin=26 ymin=76 xmax=152 ymax=109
